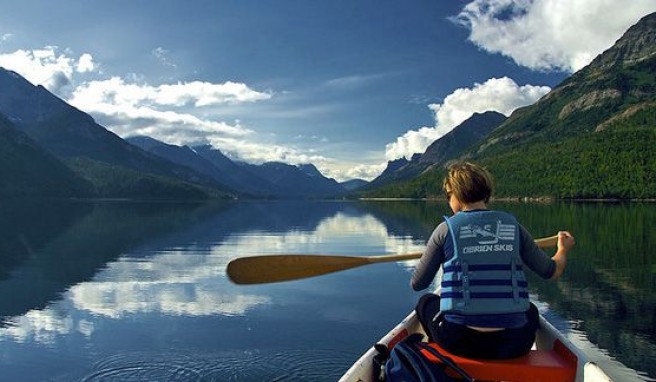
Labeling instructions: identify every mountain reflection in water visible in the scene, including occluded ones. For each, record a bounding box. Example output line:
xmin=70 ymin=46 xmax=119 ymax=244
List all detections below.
xmin=0 ymin=199 xmax=653 ymax=381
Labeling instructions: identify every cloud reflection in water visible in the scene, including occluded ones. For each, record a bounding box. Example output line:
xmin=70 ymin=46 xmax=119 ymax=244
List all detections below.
xmin=0 ymin=210 xmax=424 ymax=345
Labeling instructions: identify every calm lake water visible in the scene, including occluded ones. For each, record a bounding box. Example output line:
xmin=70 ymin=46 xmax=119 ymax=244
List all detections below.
xmin=0 ymin=199 xmax=654 ymax=381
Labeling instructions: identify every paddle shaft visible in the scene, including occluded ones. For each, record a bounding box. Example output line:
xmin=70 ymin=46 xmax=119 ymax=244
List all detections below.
xmin=227 ymin=234 xmax=559 ymax=285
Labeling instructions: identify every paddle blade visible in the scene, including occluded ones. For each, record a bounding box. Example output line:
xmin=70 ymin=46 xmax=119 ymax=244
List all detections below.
xmin=227 ymin=254 xmax=370 ymax=285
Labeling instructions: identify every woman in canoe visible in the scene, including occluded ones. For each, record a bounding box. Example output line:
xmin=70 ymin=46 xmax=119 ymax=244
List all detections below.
xmin=411 ymin=161 xmax=575 ymax=360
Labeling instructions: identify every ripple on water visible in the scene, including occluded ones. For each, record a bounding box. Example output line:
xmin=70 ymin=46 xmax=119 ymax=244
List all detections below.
xmin=81 ymin=352 xmax=203 ymax=381
xmin=81 ymin=348 xmax=359 ymax=381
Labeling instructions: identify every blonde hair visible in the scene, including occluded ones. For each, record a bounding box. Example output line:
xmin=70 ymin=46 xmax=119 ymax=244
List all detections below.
xmin=443 ymin=162 xmax=494 ymax=203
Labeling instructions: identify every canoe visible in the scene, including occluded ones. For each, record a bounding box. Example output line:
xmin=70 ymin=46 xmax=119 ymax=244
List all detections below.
xmin=339 ymin=309 xmax=613 ymax=382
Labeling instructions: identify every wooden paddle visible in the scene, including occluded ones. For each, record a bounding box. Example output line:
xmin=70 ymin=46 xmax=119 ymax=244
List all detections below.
xmin=227 ymin=234 xmax=559 ymax=285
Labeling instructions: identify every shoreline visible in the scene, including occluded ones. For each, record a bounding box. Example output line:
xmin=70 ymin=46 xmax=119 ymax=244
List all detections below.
xmin=359 ymin=197 xmax=656 ymax=203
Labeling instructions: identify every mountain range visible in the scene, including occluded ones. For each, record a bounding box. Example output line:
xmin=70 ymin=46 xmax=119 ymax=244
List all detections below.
xmin=0 ymin=12 xmax=654 ymax=200
xmin=365 ymin=12 xmax=656 ymax=200
xmin=0 ymin=67 xmax=236 ymax=199
xmin=0 ymin=67 xmax=348 ymax=199
xmin=366 ymin=111 xmax=507 ymax=189
xmin=126 ymin=136 xmax=347 ymax=198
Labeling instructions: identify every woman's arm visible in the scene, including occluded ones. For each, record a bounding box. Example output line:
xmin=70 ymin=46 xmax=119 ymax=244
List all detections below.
xmin=411 ymin=223 xmax=448 ymax=291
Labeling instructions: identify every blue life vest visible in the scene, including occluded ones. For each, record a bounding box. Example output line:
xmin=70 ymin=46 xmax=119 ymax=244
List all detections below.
xmin=440 ymin=210 xmax=530 ymax=315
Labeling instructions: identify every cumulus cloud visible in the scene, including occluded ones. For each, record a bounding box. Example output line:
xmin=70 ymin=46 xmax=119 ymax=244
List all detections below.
xmin=455 ymin=0 xmax=656 ymax=72
xmin=428 ymin=77 xmax=550 ymax=129
xmin=0 ymin=46 xmax=97 ymax=93
xmin=385 ymin=77 xmax=550 ymax=160
xmin=313 ymin=161 xmax=387 ymax=182
xmin=76 ymin=53 xmax=95 ymax=73
xmin=65 ymin=76 xmax=279 ymax=148
xmin=70 ymin=76 xmax=271 ymax=109
xmin=385 ymin=127 xmax=442 ymax=162
xmin=206 ymin=135 xmax=330 ymax=166
xmin=341 ymin=162 xmax=388 ymax=181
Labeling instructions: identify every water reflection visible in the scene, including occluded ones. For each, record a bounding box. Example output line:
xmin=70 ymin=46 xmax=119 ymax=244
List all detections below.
xmin=0 ymin=200 xmax=223 ymax=319
xmin=0 ymin=199 xmax=653 ymax=381
xmin=0 ymin=201 xmax=426 ymax=347
xmin=505 ymin=202 xmax=656 ymax=381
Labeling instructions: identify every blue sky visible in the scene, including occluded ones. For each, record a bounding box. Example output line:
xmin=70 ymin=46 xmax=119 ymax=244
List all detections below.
xmin=0 ymin=1 xmax=654 ymax=181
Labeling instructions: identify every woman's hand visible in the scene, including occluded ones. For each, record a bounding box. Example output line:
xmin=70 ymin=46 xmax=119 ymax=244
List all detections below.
xmin=551 ymin=231 xmax=574 ymax=280
xmin=557 ymin=231 xmax=575 ymax=252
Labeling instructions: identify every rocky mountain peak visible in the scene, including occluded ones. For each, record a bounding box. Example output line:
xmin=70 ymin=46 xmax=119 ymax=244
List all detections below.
xmin=297 ymin=163 xmax=323 ymax=178
xmin=584 ymin=12 xmax=656 ymax=72
xmin=0 ymin=67 xmax=73 ymax=125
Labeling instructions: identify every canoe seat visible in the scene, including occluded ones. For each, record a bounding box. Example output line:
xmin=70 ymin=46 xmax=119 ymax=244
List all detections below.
xmin=420 ymin=341 xmax=577 ymax=382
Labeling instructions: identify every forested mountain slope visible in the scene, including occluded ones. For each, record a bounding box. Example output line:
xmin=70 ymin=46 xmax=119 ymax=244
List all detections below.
xmin=365 ymin=12 xmax=656 ymax=199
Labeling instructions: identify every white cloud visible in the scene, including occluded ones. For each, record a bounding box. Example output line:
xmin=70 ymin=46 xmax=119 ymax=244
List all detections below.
xmin=207 ymin=135 xmax=330 ymax=166
xmin=429 ymin=77 xmax=550 ymax=129
xmin=65 ymin=76 xmax=280 ymax=147
xmin=342 ymin=162 xmax=388 ymax=182
xmin=76 ymin=53 xmax=95 ymax=73
xmin=316 ymin=161 xmax=387 ymax=182
xmin=455 ymin=0 xmax=656 ymax=72
xmin=385 ymin=77 xmax=550 ymax=160
xmin=0 ymin=47 xmax=272 ymax=148
xmin=385 ymin=126 xmax=442 ymax=162
xmin=0 ymin=46 xmax=97 ymax=93
xmin=70 ymin=76 xmax=271 ymax=109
